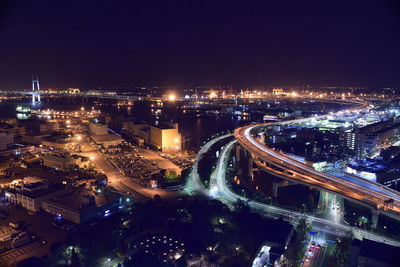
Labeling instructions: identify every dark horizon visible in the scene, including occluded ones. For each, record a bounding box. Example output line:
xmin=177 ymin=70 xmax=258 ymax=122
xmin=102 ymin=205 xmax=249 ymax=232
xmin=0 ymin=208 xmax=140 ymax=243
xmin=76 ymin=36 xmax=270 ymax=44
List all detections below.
xmin=0 ymin=0 xmax=400 ymax=89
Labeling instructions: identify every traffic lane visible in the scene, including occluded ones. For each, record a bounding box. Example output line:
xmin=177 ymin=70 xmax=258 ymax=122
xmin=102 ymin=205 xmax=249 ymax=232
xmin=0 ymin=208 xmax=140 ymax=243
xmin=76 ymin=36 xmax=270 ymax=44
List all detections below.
xmin=239 ymin=134 xmax=400 ymax=211
xmin=254 ymin=160 xmax=383 ymax=210
xmin=237 ymin=124 xmax=400 ymax=204
xmin=328 ymin=171 xmax=400 ymax=201
xmin=214 ymin=137 xmax=400 ymax=247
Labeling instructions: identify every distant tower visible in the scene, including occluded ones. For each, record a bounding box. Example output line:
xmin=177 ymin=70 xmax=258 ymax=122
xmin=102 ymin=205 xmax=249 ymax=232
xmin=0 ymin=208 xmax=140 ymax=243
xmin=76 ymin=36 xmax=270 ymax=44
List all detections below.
xmin=32 ymin=74 xmax=41 ymax=103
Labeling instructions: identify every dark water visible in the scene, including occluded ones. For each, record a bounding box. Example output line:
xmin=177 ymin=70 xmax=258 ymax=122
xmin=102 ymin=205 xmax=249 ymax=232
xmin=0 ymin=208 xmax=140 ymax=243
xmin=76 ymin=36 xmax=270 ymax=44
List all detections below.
xmin=0 ymin=100 xmax=251 ymax=150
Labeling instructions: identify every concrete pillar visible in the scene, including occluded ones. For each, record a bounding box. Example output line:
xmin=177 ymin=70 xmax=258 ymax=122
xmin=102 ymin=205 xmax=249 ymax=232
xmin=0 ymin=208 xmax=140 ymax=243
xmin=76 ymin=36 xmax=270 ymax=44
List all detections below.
xmin=371 ymin=209 xmax=380 ymax=228
xmin=235 ymin=145 xmax=241 ymax=162
xmin=272 ymin=181 xmax=292 ymax=198
xmin=272 ymin=182 xmax=279 ymax=198
xmin=248 ymin=157 xmax=259 ymax=180
xmin=248 ymin=157 xmax=254 ymax=178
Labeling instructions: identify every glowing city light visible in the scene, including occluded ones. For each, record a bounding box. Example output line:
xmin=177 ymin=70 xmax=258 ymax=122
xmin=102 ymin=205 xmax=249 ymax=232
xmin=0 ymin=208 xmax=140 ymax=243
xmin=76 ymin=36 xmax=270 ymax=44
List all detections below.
xmin=168 ymin=94 xmax=176 ymax=101
xmin=209 ymin=91 xmax=217 ymax=99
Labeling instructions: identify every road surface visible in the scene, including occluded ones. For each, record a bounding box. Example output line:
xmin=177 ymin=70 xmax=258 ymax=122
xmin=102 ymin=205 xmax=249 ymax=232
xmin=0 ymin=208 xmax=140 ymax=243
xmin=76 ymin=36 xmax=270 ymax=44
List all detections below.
xmin=234 ymin=107 xmax=400 ymax=214
xmin=211 ymin=140 xmax=400 ymax=247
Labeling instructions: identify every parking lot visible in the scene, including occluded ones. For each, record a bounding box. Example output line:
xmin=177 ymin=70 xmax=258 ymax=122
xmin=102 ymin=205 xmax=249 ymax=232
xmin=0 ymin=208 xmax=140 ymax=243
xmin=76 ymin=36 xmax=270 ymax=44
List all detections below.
xmin=159 ymin=151 xmax=194 ymax=169
xmin=106 ymin=146 xmax=182 ymax=186
xmin=111 ymin=151 xmax=156 ymax=175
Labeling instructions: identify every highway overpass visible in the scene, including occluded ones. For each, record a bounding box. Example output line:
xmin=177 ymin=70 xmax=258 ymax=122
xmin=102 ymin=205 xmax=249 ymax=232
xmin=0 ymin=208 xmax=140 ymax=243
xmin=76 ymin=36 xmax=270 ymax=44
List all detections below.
xmin=234 ymin=102 xmax=400 ymax=224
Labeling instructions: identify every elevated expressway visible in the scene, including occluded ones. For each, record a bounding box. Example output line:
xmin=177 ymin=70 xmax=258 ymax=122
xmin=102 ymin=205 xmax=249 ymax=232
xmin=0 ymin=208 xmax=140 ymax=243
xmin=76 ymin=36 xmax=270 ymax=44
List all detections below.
xmin=234 ymin=102 xmax=400 ymax=222
xmin=214 ymin=140 xmax=400 ymax=247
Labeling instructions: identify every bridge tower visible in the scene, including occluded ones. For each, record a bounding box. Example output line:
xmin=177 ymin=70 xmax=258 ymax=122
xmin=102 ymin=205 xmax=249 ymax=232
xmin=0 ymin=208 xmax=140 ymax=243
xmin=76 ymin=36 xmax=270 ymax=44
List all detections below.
xmin=32 ymin=74 xmax=41 ymax=103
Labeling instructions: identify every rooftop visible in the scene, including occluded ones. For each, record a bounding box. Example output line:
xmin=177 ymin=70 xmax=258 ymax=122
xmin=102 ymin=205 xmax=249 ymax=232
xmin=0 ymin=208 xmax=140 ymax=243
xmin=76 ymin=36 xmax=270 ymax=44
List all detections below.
xmin=352 ymin=238 xmax=400 ymax=266
xmin=347 ymin=158 xmax=389 ymax=173
xmin=90 ymin=133 xmax=124 ymax=143
xmin=44 ymin=188 xmax=119 ymax=212
xmin=151 ymin=122 xmax=177 ymax=130
xmin=6 ymin=185 xmax=62 ymax=199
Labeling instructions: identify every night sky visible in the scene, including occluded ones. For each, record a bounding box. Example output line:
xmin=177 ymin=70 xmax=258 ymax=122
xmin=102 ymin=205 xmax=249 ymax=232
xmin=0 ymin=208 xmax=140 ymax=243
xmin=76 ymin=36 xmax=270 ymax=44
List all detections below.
xmin=0 ymin=0 xmax=399 ymax=89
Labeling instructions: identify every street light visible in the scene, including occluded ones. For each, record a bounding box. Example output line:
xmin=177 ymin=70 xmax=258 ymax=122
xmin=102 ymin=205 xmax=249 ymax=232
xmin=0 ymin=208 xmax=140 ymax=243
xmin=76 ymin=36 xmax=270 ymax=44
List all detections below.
xmin=168 ymin=94 xmax=176 ymax=101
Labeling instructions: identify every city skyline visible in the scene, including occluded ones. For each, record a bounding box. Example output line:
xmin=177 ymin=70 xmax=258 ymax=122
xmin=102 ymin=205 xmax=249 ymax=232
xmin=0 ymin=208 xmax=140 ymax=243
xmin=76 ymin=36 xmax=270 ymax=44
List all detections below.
xmin=1 ymin=1 xmax=400 ymax=266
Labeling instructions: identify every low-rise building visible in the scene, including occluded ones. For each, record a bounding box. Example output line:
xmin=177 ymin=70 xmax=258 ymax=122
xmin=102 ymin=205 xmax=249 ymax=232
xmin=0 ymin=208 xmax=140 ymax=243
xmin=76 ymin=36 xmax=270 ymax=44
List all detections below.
xmin=40 ymin=134 xmax=78 ymax=150
xmin=42 ymin=188 xmax=122 ymax=224
xmin=346 ymin=158 xmax=388 ymax=182
xmin=42 ymin=153 xmax=76 ymax=171
xmin=89 ymin=122 xmax=108 ymax=136
xmin=0 ymin=145 xmax=35 ymax=156
xmin=251 ymin=219 xmax=294 ymax=266
xmin=380 ymin=146 xmax=400 ymax=160
xmin=0 ymin=122 xmax=25 ymax=136
xmin=5 ymin=181 xmax=64 ymax=212
xmin=123 ymin=121 xmax=182 ymax=151
xmin=90 ymin=133 xmax=124 ymax=148
xmin=349 ymin=238 xmax=400 ymax=267
xmin=21 ymin=134 xmax=50 ymax=145
xmin=39 ymin=122 xmax=59 ymax=133
xmin=0 ymin=132 xmax=14 ymax=151
xmin=123 ymin=122 xmax=150 ymax=143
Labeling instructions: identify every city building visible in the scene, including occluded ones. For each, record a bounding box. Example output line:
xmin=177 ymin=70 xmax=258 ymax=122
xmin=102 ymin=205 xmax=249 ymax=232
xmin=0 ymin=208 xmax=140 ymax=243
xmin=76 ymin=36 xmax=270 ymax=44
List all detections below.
xmin=42 ymin=153 xmax=76 ymax=171
xmin=349 ymin=238 xmax=400 ymax=267
xmin=39 ymin=121 xmax=59 ymax=133
xmin=340 ymin=119 xmax=399 ymax=158
xmin=150 ymin=123 xmax=181 ymax=151
xmin=90 ymin=133 xmax=124 ymax=148
xmin=4 ymin=179 xmax=64 ymax=212
xmin=123 ymin=121 xmax=181 ymax=151
xmin=251 ymin=219 xmax=294 ymax=266
xmin=123 ymin=122 xmax=150 ymax=144
xmin=0 ymin=132 xmax=14 ymax=151
xmin=378 ymin=168 xmax=400 ymax=190
xmin=89 ymin=122 xmax=108 ymax=136
xmin=0 ymin=145 xmax=34 ymax=157
xmin=0 ymin=122 xmax=25 ymax=136
xmin=89 ymin=121 xmax=124 ymax=147
xmin=42 ymin=188 xmax=122 ymax=224
xmin=41 ymin=134 xmax=71 ymax=150
xmin=346 ymin=158 xmax=388 ymax=182
xmin=380 ymin=146 xmax=400 ymax=160
xmin=21 ymin=133 xmax=50 ymax=145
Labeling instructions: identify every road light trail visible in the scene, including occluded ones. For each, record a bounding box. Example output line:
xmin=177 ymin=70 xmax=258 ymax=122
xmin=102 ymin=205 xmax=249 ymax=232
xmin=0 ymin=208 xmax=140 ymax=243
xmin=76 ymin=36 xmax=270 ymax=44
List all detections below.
xmin=211 ymin=140 xmax=400 ymax=247
xmin=184 ymin=133 xmax=233 ymax=195
xmin=234 ymin=102 xmax=400 ymax=214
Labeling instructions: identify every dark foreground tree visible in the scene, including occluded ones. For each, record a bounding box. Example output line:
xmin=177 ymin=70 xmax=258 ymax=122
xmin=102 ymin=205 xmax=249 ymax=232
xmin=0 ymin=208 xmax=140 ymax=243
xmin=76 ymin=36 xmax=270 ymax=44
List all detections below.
xmin=333 ymin=230 xmax=354 ymax=266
